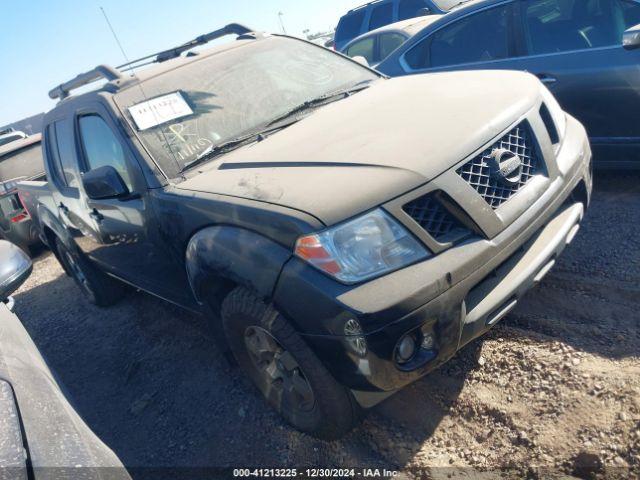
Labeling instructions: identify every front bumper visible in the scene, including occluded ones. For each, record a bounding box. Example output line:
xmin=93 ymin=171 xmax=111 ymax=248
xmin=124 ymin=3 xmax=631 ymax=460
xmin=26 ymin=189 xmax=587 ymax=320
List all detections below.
xmin=273 ymin=118 xmax=592 ymax=406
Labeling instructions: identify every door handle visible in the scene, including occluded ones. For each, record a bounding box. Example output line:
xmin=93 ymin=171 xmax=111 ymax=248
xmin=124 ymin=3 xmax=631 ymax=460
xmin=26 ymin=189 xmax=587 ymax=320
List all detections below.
xmin=89 ymin=209 xmax=104 ymax=223
xmin=536 ymin=74 xmax=557 ymax=85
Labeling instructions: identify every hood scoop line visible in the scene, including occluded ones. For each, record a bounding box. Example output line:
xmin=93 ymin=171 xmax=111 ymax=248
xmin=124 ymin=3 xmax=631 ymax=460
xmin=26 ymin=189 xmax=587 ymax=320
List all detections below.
xmin=218 ymin=161 xmax=409 ymax=171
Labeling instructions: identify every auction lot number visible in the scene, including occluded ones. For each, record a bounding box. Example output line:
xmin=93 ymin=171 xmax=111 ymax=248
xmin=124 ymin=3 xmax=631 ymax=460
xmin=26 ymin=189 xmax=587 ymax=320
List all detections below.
xmin=234 ymin=468 xmax=398 ymax=478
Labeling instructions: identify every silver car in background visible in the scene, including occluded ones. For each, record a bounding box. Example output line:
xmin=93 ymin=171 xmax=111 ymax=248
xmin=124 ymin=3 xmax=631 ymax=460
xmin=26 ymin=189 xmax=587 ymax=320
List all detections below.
xmin=0 ymin=240 xmax=130 ymax=479
xmin=341 ymin=15 xmax=441 ymax=67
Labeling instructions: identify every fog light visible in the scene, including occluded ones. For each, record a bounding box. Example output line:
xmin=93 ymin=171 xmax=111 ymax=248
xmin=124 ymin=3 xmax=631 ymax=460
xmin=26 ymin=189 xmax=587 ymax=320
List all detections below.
xmin=396 ymin=334 xmax=417 ymax=364
xmin=344 ymin=319 xmax=367 ymax=356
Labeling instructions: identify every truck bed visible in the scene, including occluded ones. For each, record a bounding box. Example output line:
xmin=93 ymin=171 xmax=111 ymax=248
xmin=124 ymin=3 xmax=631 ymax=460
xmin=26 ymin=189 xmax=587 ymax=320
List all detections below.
xmin=17 ymin=180 xmax=54 ymax=243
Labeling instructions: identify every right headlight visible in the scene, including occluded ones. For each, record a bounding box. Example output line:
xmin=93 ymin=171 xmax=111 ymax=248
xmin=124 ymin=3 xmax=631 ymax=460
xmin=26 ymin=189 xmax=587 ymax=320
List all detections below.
xmin=294 ymin=208 xmax=430 ymax=284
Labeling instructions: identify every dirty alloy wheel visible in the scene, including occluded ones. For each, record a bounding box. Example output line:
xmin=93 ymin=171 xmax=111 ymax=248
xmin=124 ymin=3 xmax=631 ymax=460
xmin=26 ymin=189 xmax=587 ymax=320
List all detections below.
xmin=55 ymin=238 xmax=124 ymax=307
xmin=244 ymin=326 xmax=316 ymax=413
xmin=221 ymin=287 xmax=362 ymax=440
xmin=62 ymin=246 xmax=95 ymax=302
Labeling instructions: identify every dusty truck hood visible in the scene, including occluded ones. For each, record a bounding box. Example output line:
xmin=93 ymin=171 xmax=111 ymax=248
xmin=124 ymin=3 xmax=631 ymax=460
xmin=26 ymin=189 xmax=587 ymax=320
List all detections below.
xmin=178 ymin=70 xmax=543 ymax=226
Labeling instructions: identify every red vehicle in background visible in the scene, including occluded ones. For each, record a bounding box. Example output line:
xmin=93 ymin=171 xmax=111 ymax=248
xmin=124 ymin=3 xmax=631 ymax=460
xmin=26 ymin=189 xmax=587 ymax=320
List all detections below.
xmin=0 ymin=134 xmax=45 ymax=254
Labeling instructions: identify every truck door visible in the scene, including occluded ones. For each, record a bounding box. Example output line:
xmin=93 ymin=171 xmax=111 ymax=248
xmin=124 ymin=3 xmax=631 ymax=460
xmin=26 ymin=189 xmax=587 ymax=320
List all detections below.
xmin=47 ymin=106 xmax=194 ymax=307
xmin=74 ymin=105 xmax=195 ymax=306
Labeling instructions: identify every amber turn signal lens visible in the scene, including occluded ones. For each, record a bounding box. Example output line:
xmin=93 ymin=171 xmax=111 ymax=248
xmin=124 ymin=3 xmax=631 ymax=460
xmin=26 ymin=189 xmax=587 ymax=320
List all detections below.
xmin=295 ymin=235 xmax=341 ymax=275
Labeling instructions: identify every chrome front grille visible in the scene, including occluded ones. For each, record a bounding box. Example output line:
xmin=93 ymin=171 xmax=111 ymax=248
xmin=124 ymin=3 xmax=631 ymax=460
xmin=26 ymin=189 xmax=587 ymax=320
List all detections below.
xmin=403 ymin=193 xmax=470 ymax=243
xmin=457 ymin=123 xmax=542 ymax=209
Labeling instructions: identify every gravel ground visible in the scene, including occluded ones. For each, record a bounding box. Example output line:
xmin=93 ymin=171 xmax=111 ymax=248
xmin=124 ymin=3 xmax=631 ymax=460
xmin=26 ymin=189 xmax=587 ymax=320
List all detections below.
xmin=13 ymin=172 xmax=640 ymax=479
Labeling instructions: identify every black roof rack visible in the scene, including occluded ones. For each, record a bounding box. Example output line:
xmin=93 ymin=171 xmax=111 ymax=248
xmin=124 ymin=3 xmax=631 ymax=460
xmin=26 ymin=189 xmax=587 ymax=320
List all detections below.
xmin=117 ymin=23 xmax=254 ymax=71
xmin=49 ymin=64 xmax=122 ymax=100
xmin=49 ymin=23 xmax=255 ymax=101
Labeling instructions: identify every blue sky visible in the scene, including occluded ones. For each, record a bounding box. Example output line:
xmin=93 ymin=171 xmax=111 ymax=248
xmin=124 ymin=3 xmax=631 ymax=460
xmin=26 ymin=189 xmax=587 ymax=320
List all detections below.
xmin=0 ymin=0 xmax=360 ymax=126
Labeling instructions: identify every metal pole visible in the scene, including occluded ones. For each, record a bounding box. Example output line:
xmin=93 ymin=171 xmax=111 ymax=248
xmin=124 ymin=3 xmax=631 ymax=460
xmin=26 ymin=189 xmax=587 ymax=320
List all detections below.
xmin=278 ymin=11 xmax=287 ymax=34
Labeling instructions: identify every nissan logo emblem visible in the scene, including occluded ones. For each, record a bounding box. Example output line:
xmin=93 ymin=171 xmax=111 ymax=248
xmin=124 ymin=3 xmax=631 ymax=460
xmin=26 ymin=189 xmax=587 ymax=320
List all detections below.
xmin=489 ymin=148 xmax=523 ymax=187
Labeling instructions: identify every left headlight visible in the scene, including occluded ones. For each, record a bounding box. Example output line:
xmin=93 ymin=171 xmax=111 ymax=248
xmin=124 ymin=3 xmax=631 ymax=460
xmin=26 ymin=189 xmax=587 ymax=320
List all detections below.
xmin=294 ymin=209 xmax=429 ymax=284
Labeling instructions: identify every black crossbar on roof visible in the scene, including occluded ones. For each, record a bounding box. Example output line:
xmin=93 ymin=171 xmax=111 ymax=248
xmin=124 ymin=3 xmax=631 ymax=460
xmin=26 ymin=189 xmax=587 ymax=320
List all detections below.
xmin=117 ymin=23 xmax=254 ymax=71
xmin=49 ymin=23 xmax=255 ymax=101
xmin=49 ymin=64 xmax=122 ymax=100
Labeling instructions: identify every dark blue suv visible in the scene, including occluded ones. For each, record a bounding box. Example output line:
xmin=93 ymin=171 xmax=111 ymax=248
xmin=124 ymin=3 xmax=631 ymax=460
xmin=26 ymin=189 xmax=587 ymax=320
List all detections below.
xmin=334 ymin=0 xmax=474 ymax=51
xmin=377 ymin=0 xmax=640 ymax=168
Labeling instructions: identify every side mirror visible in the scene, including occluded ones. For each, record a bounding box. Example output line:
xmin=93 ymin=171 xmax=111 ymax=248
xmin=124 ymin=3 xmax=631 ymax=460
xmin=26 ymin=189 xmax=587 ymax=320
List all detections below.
xmin=0 ymin=240 xmax=32 ymax=304
xmin=82 ymin=165 xmax=129 ymax=200
xmin=352 ymin=55 xmax=370 ymax=67
xmin=623 ymin=23 xmax=640 ymax=49
xmin=418 ymin=7 xmax=432 ymax=16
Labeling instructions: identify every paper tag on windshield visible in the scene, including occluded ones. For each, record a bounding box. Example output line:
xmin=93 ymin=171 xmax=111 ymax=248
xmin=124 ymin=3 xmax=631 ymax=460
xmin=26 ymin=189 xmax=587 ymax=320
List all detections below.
xmin=128 ymin=92 xmax=194 ymax=130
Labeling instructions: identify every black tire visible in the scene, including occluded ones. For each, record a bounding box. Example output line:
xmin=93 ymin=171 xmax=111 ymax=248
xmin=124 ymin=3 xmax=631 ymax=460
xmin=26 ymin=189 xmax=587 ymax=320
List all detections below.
xmin=55 ymin=238 xmax=125 ymax=307
xmin=221 ymin=287 xmax=362 ymax=440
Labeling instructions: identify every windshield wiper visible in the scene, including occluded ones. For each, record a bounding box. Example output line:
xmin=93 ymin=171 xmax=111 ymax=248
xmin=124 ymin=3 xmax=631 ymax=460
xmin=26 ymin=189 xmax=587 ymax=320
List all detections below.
xmin=180 ymin=81 xmax=374 ymax=173
xmin=265 ymin=81 xmax=373 ymax=128
xmin=181 ymin=134 xmax=259 ymax=172
xmin=181 ymin=119 xmax=300 ymax=172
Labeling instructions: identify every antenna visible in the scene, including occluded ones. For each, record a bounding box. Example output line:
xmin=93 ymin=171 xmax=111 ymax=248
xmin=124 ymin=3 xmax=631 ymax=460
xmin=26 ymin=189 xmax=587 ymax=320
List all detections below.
xmin=100 ymin=6 xmax=136 ymax=76
xmin=98 ymin=6 xmax=183 ymax=176
xmin=278 ymin=11 xmax=287 ymax=34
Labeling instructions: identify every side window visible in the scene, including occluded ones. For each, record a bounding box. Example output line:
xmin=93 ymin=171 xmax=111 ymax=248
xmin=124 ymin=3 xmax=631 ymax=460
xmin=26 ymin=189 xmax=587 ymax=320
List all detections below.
xmin=346 ymin=37 xmax=377 ymax=63
xmin=620 ymin=0 xmax=640 ymax=27
xmin=369 ymin=2 xmax=394 ymax=31
xmin=336 ymin=11 xmax=366 ymax=43
xmin=399 ymin=0 xmax=427 ymax=20
xmin=50 ymin=120 xmax=80 ymax=189
xmin=78 ymin=115 xmax=133 ymax=191
xmin=45 ymin=124 xmax=66 ymax=187
xmin=380 ymin=33 xmax=408 ymax=59
xmin=428 ymin=5 xmax=512 ymax=68
xmin=523 ymin=0 xmax=640 ymax=55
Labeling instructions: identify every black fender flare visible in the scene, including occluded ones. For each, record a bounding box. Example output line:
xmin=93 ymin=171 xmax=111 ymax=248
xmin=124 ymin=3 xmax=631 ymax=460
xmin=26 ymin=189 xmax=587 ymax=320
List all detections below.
xmin=185 ymin=226 xmax=293 ymax=304
xmin=37 ymin=206 xmax=78 ymax=277
xmin=38 ymin=205 xmax=74 ymax=250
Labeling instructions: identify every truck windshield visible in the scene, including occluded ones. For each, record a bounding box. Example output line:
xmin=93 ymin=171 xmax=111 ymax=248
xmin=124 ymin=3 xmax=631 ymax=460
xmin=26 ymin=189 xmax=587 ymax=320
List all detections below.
xmin=0 ymin=142 xmax=44 ymax=184
xmin=115 ymin=36 xmax=379 ymax=177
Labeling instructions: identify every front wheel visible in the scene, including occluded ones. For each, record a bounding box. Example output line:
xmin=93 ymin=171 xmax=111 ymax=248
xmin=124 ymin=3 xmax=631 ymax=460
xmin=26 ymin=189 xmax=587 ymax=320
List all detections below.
xmin=55 ymin=238 xmax=125 ymax=307
xmin=221 ymin=287 xmax=362 ymax=440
